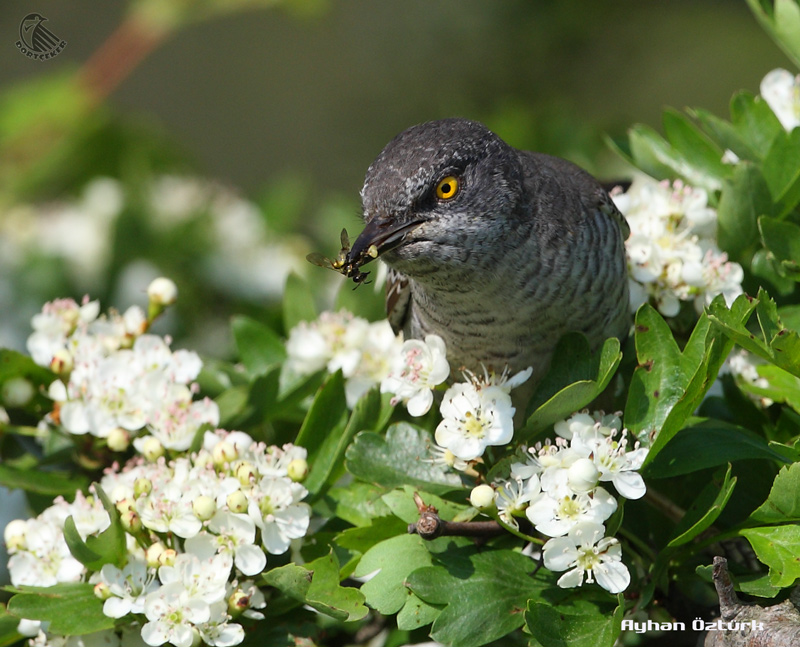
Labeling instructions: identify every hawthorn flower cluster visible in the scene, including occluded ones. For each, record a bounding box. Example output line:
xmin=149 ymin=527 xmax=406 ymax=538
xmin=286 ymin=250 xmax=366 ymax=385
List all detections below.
xmin=612 ymin=175 xmax=744 ymax=318
xmin=285 ymin=310 xmax=401 ymax=407
xmin=6 ymin=286 xmax=312 ymax=647
xmin=27 ymin=294 xmax=218 ymax=452
xmin=485 ymin=411 xmax=648 ymax=594
xmin=6 ymin=432 xmax=309 ymax=647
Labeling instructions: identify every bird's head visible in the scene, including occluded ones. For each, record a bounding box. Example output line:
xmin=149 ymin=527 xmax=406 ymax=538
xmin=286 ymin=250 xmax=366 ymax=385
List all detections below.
xmin=349 ymin=119 xmax=524 ymax=278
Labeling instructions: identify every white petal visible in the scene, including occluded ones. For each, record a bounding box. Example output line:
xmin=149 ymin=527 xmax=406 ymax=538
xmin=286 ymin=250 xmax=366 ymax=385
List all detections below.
xmin=611 ymin=471 xmax=646 ymax=500
xmin=542 ymin=537 xmax=578 ymax=571
xmin=234 ymin=545 xmax=267 ymax=576
xmin=594 ymin=561 xmax=631 ymax=593
xmin=407 ymin=389 xmax=433 ymax=417
xmin=556 ymin=568 xmax=585 ymax=589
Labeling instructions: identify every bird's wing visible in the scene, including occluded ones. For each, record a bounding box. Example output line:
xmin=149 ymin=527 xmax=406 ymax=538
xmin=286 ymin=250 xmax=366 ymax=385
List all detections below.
xmin=386 ymin=268 xmax=411 ymax=335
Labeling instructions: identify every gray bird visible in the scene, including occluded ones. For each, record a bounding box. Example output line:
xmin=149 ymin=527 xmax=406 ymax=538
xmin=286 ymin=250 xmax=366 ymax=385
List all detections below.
xmin=347 ymin=118 xmax=630 ymax=393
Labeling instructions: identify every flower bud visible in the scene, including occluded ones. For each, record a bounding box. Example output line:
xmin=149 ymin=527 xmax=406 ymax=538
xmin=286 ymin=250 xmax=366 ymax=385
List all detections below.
xmin=567 ymin=458 xmax=600 ymax=493
xmin=134 ymin=477 xmax=153 ymax=498
xmin=0 ymin=406 xmax=8 ymax=426
xmin=469 ymin=484 xmax=496 ymax=510
xmin=213 ymin=441 xmax=238 ymax=467
xmin=2 ymin=377 xmax=34 ymax=408
xmin=141 ymin=436 xmax=164 ymax=462
xmin=193 ymin=495 xmax=217 ymax=521
xmin=49 ymin=349 xmax=74 ymax=375
xmin=234 ymin=461 xmax=256 ymax=486
xmin=145 ymin=542 xmax=166 ymax=568
xmin=106 ymin=427 xmax=130 ymax=452
xmin=227 ymin=589 xmax=250 ymax=618
xmin=287 ymin=458 xmax=309 ymax=482
xmin=115 ymin=498 xmax=136 ymax=514
xmin=227 ymin=490 xmax=248 ymax=514
xmin=94 ymin=581 xmax=112 ymax=600
xmin=158 ymin=548 xmax=177 ymax=567
xmin=120 ymin=510 xmax=142 ymax=533
xmin=147 ymin=277 xmax=179 ymax=306
xmin=3 ymin=519 xmax=28 ymax=552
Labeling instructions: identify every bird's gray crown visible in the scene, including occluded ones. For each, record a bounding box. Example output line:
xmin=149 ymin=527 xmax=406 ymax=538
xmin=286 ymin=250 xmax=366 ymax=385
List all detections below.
xmin=360 ymin=118 xmax=522 ymax=224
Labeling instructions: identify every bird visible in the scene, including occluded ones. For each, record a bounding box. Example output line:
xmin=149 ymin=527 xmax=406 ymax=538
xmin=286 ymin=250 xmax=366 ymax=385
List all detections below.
xmin=346 ymin=118 xmax=631 ymax=394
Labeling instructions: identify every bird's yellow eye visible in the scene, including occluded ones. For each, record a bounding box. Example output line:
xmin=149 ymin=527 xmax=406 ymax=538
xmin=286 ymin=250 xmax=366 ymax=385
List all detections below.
xmin=435 ymin=176 xmax=459 ymax=200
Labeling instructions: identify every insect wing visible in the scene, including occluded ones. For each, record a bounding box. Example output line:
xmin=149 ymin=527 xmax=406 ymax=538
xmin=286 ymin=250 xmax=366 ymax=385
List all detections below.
xmin=306 ymin=252 xmax=337 ymax=271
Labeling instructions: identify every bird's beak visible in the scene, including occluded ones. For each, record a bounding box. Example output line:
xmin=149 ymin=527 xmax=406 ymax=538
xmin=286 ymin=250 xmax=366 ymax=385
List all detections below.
xmin=348 ymin=216 xmax=424 ymax=266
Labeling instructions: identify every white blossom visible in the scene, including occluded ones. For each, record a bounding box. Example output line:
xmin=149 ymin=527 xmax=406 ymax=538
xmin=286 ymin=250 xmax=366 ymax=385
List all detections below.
xmin=760 ymin=68 xmax=800 ymax=131
xmin=381 ymin=334 xmax=450 ymax=416
xmin=542 ymin=521 xmax=630 ymax=593
xmin=612 ymin=176 xmax=743 ymax=317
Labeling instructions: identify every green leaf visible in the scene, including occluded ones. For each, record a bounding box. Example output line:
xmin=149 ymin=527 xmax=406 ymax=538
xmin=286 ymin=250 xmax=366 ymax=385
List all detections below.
xmin=526 ymin=599 xmax=624 ymax=647
xmin=0 ymin=465 xmax=87 ymax=496
xmin=644 ymin=420 xmax=789 ymax=479
xmin=689 ymin=107 xmax=757 ymax=161
xmin=303 ymin=386 xmax=381 ymax=496
xmin=667 ymin=464 xmax=736 ymax=547
xmin=0 ymin=605 xmax=23 ymax=647
xmin=262 ymin=551 xmax=368 ymax=622
xmin=751 ymin=248 xmax=797 ymax=296
xmin=716 ymin=162 xmax=772 ymax=262
xmin=627 ymin=302 xmax=748 ymax=461
xmin=759 ymin=216 xmax=800 ymax=281
xmin=335 ymin=515 xmax=409 ymax=553
xmin=231 ymin=315 xmax=286 ymax=376
xmin=295 ymin=371 xmax=349 ymax=495
xmin=747 ymin=0 xmax=800 ymax=68
xmin=354 ymin=534 xmax=434 ymax=617
xmin=750 ymin=462 xmax=800 ymax=523
xmin=0 ymin=349 xmax=55 ymax=387
xmin=729 ymin=90 xmax=784 ymax=159
xmin=407 ymin=548 xmax=552 ymax=647
xmin=345 ymin=423 xmax=463 ymax=495
xmin=628 ymin=123 xmax=722 ymax=192
xmin=322 ymin=481 xmax=393 ymax=527
xmin=662 ymin=108 xmax=730 ymax=182
xmin=762 ymin=129 xmax=800 ymax=216
xmin=741 ymin=524 xmax=800 ymax=587
xmin=522 ymin=334 xmax=622 ymax=440
xmin=63 ymin=486 xmax=125 ymax=571
xmin=7 ymin=583 xmax=115 ymax=635
xmin=708 ymin=289 xmax=800 ymax=377
xmin=282 ymin=272 xmax=317 ymax=332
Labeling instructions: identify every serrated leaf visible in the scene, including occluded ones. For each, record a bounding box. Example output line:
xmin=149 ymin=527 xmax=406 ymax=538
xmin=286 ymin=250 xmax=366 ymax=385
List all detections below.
xmin=741 ymin=524 xmax=800 ymax=587
xmin=643 ymin=420 xmax=789 ymax=478
xmin=63 ymin=486 xmax=124 ymax=571
xmin=282 ymin=272 xmax=317 ymax=332
xmin=323 ymin=481 xmax=393 ymax=527
xmin=626 ymin=302 xmax=747 ymax=462
xmin=522 ymin=334 xmax=622 ymax=440
xmin=716 ymin=162 xmax=772 ymax=262
xmin=345 ymin=423 xmax=463 ymax=495
xmin=708 ymin=289 xmax=800 ymax=377
xmin=667 ymin=465 xmax=736 ymax=547
xmin=526 ymin=599 xmax=624 ymax=647
xmin=750 ymin=462 xmax=800 ymax=523
xmin=0 ymin=604 xmax=23 ymax=647
xmin=262 ymin=552 xmax=367 ymax=622
xmin=231 ymin=315 xmax=286 ymax=376
xmin=335 ymin=515 xmax=409 ymax=553
xmin=759 ymin=216 xmax=800 ymax=280
xmin=354 ymin=534 xmax=434 ymax=615
xmin=407 ymin=548 xmax=551 ymax=647
xmin=7 ymin=583 xmax=115 ymax=635
xmin=381 ymin=487 xmax=473 ymax=525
